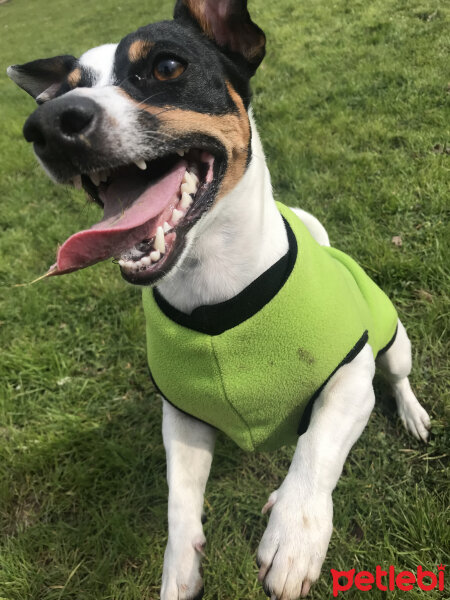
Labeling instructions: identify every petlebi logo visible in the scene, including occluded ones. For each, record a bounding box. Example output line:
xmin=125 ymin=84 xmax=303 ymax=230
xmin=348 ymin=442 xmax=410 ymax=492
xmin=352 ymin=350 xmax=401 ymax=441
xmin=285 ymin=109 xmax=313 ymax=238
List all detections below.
xmin=330 ymin=564 xmax=446 ymax=596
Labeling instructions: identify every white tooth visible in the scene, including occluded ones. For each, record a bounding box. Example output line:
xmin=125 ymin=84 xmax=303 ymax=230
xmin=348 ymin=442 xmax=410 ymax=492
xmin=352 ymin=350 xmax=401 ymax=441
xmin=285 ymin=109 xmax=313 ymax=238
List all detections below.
xmin=163 ymin=221 xmax=171 ymax=233
xmin=180 ymin=191 xmax=193 ymax=210
xmin=185 ymin=171 xmax=199 ymax=187
xmin=181 ymin=180 xmax=196 ymax=195
xmin=154 ymin=226 xmax=165 ymax=254
xmin=176 ymin=149 xmax=185 ymax=157
xmin=150 ymin=250 xmax=161 ymax=262
xmin=72 ymin=175 xmax=82 ymax=189
xmin=141 ymin=256 xmax=151 ymax=267
xmin=135 ymin=159 xmax=147 ymax=170
xmin=171 ymin=209 xmax=183 ymax=225
xmin=190 ymin=165 xmax=199 ymax=178
xmin=118 ymin=259 xmax=125 ymax=267
xmin=90 ymin=172 xmax=100 ymax=186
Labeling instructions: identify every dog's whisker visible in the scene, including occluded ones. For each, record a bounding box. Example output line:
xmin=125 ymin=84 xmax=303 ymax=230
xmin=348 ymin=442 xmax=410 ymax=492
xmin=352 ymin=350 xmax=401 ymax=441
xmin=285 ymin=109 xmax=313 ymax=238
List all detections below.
xmin=131 ymin=90 xmax=170 ymax=110
xmin=142 ymin=130 xmax=179 ymax=141
xmin=115 ymin=74 xmax=133 ymax=88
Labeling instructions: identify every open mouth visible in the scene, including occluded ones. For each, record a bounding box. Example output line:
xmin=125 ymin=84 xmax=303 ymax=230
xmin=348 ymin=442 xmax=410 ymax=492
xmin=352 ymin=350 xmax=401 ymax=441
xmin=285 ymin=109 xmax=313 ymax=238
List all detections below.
xmin=49 ymin=149 xmax=217 ymax=285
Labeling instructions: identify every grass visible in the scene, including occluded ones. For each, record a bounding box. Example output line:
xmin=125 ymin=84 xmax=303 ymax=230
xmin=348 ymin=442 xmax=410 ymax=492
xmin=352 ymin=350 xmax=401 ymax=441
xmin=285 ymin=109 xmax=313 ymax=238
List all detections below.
xmin=0 ymin=0 xmax=449 ymax=598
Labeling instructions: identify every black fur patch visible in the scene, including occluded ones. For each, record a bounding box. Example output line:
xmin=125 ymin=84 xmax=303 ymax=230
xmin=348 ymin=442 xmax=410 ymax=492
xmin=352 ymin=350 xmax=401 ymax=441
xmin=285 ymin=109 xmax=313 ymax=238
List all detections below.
xmin=114 ymin=20 xmax=253 ymax=114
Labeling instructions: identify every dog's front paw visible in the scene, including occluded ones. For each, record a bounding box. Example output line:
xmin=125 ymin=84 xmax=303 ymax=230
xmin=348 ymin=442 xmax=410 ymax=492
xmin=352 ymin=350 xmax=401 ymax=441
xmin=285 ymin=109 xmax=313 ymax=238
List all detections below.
xmin=161 ymin=532 xmax=205 ymax=600
xmin=257 ymin=485 xmax=333 ymax=599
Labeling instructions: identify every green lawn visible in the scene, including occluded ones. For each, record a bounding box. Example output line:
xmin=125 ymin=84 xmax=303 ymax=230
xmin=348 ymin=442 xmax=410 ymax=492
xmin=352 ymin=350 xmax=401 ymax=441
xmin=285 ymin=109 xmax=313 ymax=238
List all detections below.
xmin=0 ymin=0 xmax=448 ymax=599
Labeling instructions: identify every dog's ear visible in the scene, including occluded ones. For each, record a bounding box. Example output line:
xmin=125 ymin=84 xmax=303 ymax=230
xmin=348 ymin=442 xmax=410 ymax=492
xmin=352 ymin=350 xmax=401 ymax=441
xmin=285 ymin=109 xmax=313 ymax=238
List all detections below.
xmin=174 ymin=0 xmax=265 ymax=75
xmin=7 ymin=55 xmax=78 ymax=103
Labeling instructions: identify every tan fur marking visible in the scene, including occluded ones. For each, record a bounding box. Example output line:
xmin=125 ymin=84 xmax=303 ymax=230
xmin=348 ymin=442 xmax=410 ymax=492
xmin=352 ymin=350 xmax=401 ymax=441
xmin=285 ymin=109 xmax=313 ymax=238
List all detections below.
xmin=119 ymin=82 xmax=250 ymax=201
xmin=67 ymin=67 xmax=81 ymax=88
xmin=128 ymin=40 xmax=154 ymax=63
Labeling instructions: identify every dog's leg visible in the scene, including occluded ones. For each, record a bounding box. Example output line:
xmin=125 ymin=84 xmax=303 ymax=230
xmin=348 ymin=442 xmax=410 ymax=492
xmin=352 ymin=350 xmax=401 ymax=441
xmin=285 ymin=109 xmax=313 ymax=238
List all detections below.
xmin=161 ymin=399 xmax=217 ymax=600
xmin=257 ymin=344 xmax=376 ymax=600
xmin=377 ymin=319 xmax=431 ymax=442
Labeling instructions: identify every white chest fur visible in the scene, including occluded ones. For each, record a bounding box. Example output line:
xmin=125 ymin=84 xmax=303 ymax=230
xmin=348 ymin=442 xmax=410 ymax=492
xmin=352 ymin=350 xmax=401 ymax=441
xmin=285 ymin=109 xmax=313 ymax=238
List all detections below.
xmin=157 ymin=114 xmax=289 ymax=313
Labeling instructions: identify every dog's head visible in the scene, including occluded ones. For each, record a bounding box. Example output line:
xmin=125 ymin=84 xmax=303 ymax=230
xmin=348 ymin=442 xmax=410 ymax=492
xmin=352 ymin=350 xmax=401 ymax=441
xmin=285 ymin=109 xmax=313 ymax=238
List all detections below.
xmin=7 ymin=0 xmax=265 ymax=285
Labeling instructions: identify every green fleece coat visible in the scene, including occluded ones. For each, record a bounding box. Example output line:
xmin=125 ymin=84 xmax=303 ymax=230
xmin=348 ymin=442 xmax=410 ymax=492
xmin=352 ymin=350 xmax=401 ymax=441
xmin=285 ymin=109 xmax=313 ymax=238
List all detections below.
xmin=142 ymin=203 xmax=397 ymax=452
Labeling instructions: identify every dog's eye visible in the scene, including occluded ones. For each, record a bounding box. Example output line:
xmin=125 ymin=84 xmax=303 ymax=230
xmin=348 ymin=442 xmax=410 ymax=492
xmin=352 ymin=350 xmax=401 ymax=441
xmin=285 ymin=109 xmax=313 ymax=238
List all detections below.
xmin=153 ymin=58 xmax=186 ymax=81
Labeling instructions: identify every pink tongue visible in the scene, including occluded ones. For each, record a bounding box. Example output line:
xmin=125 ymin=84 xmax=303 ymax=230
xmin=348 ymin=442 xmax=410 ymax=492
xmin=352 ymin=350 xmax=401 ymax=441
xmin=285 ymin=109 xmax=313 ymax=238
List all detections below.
xmin=49 ymin=162 xmax=186 ymax=275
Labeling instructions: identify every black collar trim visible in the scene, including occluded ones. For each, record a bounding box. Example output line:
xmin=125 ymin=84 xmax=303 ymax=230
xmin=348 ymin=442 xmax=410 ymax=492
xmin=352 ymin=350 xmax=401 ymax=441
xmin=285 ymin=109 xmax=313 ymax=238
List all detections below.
xmin=153 ymin=217 xmax=298 ymax=336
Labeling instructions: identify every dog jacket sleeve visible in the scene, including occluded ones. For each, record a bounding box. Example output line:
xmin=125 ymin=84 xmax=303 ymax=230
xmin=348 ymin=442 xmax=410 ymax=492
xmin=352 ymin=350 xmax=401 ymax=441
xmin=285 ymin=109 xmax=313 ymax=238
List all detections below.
xmin=142 ymin=203 xmax=398 ymax=451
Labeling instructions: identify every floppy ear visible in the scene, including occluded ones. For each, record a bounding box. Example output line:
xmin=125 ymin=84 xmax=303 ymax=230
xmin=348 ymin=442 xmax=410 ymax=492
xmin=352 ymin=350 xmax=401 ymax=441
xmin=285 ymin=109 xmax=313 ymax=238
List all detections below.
xmin=174 ymin=0 xmax=265 ymax=75
xmin=7 ymin=55 xmax=77 ymax=103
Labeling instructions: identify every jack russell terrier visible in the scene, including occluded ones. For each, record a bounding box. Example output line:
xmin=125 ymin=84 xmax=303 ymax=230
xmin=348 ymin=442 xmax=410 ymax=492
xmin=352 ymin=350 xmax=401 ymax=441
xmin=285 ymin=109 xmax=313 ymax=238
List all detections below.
xmin=8 ymin=1 xmax=431 ymax=598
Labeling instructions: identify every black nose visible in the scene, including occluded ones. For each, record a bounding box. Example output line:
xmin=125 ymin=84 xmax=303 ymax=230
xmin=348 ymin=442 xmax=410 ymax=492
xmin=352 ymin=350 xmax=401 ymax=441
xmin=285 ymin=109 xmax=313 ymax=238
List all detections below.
xmin=23 ymin=95 xmax=99 ymax=157
xmin=59 ymin=106 xmax=94 ymax=136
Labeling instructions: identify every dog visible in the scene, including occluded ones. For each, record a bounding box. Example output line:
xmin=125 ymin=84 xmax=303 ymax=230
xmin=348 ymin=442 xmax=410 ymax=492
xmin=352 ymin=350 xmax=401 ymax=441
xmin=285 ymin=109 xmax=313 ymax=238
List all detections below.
xmin=7 ymin=1 xmax=431 ymax=598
